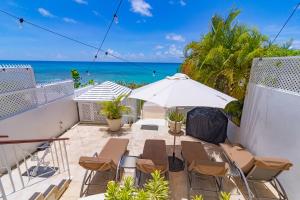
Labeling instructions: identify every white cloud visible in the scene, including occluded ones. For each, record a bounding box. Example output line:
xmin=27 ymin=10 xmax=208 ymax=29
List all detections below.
xmin=155 ymin=45 xmax=164 ymax=49
xmin=106 ymin=49 xmax=121 ymax=57
xmin=38 ymin=8 xmax=55 ymax=18
xmin=179 ymin=0 xmax=186 ymax=6
xmin=63 ymin=17 xmax=77 ymax=24
xmin=55 ymin=53 xmax=67 ymax=59
xmin=74 ymin=0 xmax=88 ymax=5
xmin=136 ymin=19 xmax=146 ymax=23
xmin=164 ymin=44 xmax=183 ymax=57
xmin=169 ymin=0 xmax=186 ymax=6
xmin=166 ymin=33 xmax=185 ymax=42
xmin=291 ymin=40 xmax=300 ymax=49
xmin=129 ymin=0 xmax=152 ymax=17
xmin=92 ymin=10 xmax=100 ymax=16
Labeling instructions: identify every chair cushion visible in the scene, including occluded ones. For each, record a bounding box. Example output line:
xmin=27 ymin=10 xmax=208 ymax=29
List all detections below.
xmin=141 ymin=139 xmax=168 ymax=171
xmin=220 ymin=143 xmax=255 ymax=174
xmin=79 ymin=156 xmax=112 ymax=171
xmin=188 ymin=160 xmax=229 ymax=176
xmin=181 ymin=141 xmax=209 ymax=164
xmin=136 ymin=158 xmax=167 ymax=173
xmin=98 ymin=138 xmax=129 ymax=169
xmin=79 ymin=138 xmax=129 ymax=171
xmin=254 ymin=157 xmax=292 ymax=171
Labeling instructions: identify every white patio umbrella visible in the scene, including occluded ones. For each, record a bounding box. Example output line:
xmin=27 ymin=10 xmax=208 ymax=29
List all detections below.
xmin=129 ymin=73 xmax=236 ymax=172
xmin=129 ymin=73 xmax=235 ymax=108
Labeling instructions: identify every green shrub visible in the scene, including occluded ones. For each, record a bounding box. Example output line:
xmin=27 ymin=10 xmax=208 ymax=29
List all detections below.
xmin=192 ymin=192 xmax=231 ymax=200
xmin=105 ymin=170 xmax=169 ymax=200
xmin=219 ymin=192 xmax=231 ymax=200
xmin=224 ymin=100 xmax=243 ymax=126
xmin=192 ymin=195 xmax=204 ymax=200
xmin=100 ymin=95 xmax=131 ymax=120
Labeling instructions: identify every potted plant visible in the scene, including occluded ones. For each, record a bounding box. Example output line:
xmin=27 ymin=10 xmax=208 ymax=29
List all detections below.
xmin=168 ymin=110 xmax=184 ymax=133
xmin=100 ymin=95 xmax=130 ymax=132
xmin=224 ymin=100 xmax=243 ymax=126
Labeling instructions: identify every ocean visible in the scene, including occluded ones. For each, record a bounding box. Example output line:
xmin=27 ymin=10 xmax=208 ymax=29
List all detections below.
xmin=0 ymin=60 xmax=180 ymax=84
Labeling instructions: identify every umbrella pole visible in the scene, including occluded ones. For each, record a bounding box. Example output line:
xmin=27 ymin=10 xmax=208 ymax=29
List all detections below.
xmin=173 ymin=107 xmax=178 ymax=160
xmin=168 ymin=107 xmax=184 ymax=172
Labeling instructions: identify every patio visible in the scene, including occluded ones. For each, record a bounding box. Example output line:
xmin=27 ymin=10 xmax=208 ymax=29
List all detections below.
xmin=55 ymin=121 xmax=279 ymax=200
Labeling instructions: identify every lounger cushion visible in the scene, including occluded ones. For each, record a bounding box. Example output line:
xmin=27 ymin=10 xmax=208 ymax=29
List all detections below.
xmin=182 ymin=141 xmax=228 ymax=176
xmin=181 ymin=141 xmax=209 ymax=163
xmin=136 ymin=159 xmax=167 ymax=173
xmin=79 ymin=156 xmax=112 ymax=171
xmin=138 ymin=140 xmax=168 ymax=174
xmin=98 ymin=138 xmax=129 ymax=169
xmin=188 ymin=160 xmax=229 ymax=176
xmin=254 ymin=157 xmax=292 ymax=171
xmin=220 ymin=143 xmax=255 ymax=174
xmin=79 ymin=138 xmax=129 ymax=171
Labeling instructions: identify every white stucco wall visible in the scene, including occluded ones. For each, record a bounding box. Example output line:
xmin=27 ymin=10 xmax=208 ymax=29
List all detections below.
xmin=0 ymin=95 xmax=78 ymax=168
xmin=232 ymin=83 xmax=300 ymax=199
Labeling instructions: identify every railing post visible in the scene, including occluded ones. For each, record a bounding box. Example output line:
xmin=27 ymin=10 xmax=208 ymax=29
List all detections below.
xmin=0 ymin=145 xmax=16 ymax=192
xmin=0 ymin=177 xmax=7 ymax=200
xmin=62 ymin=141 xmax=71 ymax=179
xmin=49 ymin=143 xmax=56 ymax=168
xmin=13 ymin=145 xmax=25 ymax=188
xmin=53 ymin=141 xmax=61 ymax=173
xmin=58 ymin=141 xmax=65 ymax=171
xmin=22 ymin=154 xmax=30 ymax=183
xmin=42 ymin=85 xmax=48 ymax=104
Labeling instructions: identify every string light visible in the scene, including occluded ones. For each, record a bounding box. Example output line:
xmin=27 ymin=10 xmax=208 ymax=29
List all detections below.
xmin=0 ymin=8 xmax=166 ymax=77
xmin=114 ymin=14 xmax=119 ymax=24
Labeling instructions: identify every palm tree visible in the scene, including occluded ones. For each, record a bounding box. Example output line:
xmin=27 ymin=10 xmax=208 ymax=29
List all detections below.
xmin=181 ymin=9 xmax=268 ymax=100
xmin=181 ymin=9 xmax=300 ymax=100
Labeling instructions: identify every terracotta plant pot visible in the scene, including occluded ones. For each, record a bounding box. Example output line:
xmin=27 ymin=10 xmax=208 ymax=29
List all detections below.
xmin=168 ymin=120 xmax=183 ymax=133
xmin=106 ymin=118 xmax=122 ymax=131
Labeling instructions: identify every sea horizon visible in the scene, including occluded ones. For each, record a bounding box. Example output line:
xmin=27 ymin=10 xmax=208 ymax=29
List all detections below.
xmin=0 ymin=60 xmax=181 ymax=84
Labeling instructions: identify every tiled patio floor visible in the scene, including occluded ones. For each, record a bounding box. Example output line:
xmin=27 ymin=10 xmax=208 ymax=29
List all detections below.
xmin=57 ymin=122 xmax=279 ymax=200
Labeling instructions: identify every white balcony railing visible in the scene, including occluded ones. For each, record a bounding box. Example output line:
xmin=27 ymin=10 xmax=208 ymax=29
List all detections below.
xmin=0 ymin=80 xmax=74 ymax=120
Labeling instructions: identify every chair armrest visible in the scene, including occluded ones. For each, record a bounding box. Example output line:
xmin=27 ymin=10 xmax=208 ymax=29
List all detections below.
xmin=254 ymin=156 xmax=292 ymax=171
xmin=188 ymin=160 xmax=229 ymax=176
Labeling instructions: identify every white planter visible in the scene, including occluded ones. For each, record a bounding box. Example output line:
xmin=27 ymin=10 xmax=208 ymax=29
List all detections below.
xmin=168 ymin=120 xmax=183 ymax=133
xmin=106 ymin=118 xmax=122 ymax=131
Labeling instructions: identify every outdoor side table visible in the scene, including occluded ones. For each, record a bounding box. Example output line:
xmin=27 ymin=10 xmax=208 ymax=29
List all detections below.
xmin=117 ymin=155 xmax=138 ymax=180
xmin=168 ymin=130 xmax=184 ymax=172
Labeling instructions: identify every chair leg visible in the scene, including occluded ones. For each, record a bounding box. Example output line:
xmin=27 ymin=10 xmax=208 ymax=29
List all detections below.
xmin=215 ymin=177 xmax=223 ymax=192
xmin=271 ymin=178 xmax=288 ymax=200
xmin=80 ymin=169 xmax=92 ymax=197
xmin=187 ymin=171 xmax=192 ymax=199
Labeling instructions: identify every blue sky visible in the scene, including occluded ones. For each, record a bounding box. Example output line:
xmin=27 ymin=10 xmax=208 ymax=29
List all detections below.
xmin=0 ymin=0 xmax=300 ymax=62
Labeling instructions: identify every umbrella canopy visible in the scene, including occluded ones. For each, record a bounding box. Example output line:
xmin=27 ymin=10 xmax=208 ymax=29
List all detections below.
xmin=129 ymin=73 xmax=235 ymax=108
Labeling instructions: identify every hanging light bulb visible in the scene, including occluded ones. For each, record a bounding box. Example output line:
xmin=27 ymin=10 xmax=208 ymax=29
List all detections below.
xmin=114 ymin=14 xmax=119 ymax=24
xmin=18 ymin=18 xmax=24 ymax=29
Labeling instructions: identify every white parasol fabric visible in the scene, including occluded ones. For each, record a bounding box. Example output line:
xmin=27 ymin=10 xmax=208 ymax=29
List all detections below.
xmin=129 ymin=73 xmax=235 ymax=108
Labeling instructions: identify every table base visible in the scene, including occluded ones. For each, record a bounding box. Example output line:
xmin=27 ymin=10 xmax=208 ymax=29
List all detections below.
xmin=168 ymin=156 xmax=184 ymax=172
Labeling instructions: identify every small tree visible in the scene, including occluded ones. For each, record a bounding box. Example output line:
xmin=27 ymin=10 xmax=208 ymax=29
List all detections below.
xmin=100 ymin=95 xmax=130 ymax=120
xmin=71 ymin=69 xmax=81 ymax=88
xmin=105 ymin=171 xmax=169 ymax=200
